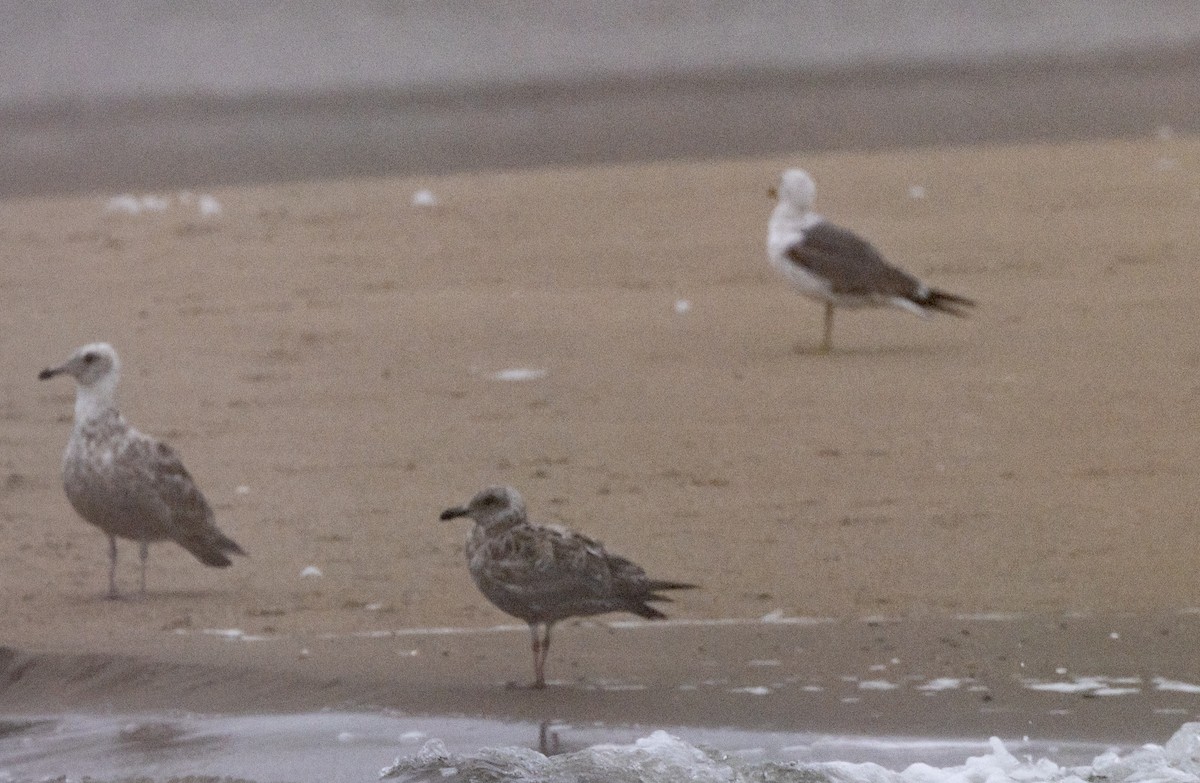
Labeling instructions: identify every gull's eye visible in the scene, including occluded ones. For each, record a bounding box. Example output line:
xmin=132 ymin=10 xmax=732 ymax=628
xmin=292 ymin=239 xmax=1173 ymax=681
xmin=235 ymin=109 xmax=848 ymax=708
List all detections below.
xmin=83 ymin=352 xmax=97 ymax=364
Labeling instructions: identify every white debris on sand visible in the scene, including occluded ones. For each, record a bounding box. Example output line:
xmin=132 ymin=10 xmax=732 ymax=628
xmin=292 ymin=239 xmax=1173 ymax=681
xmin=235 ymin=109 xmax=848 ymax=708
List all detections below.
xmin=198 ymin=194 xmax=223 ymax=216
xmin=104 ymin=192 xmax=223 ymax=217
xmin=411 ymin=189 xmax=438 ymax=207
xmin=489 ymin=368 xmax=547 ymax=382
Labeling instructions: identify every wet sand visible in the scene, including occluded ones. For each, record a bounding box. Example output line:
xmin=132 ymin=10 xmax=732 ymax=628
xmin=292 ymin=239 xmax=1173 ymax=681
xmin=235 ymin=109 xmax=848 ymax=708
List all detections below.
xmin=1 ymin=133 xmax=1198 ymax=744
xmin=3 ymin=612 xmax=1200 ymax=745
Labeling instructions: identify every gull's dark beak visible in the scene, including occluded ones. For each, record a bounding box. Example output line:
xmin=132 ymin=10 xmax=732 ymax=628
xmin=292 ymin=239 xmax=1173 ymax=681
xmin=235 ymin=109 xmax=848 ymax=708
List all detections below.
xmin=38 ymin=366 xmax=63 ymax=381
xmin=440 ymin=506 xmax=468 ymax=521
xmin=767 ymin=186 xmax=779 ymax=200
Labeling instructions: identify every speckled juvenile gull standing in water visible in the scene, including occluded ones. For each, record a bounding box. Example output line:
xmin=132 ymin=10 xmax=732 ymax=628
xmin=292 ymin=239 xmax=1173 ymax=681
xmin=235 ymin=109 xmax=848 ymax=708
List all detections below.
xmin=440 ymin=485 xmax=696 ymax=688
xmin=767 ymin=168 xmax=975 ymax=353
xmin=39 ymin=343 xmax=245 ymax=598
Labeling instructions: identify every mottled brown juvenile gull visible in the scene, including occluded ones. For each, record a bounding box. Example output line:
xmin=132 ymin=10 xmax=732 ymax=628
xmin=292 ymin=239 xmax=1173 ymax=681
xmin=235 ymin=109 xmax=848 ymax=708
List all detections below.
xmin=440 ymin=485 xmax=696 ymax=688
xmin=767 ymin=168 xmax=975 ymax=353
xmin=38 ymin=342 xmax=245 ymax=598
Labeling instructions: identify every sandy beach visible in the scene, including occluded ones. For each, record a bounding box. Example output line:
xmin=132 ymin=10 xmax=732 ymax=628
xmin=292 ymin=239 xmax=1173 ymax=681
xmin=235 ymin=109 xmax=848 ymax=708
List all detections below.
xmin=1 ymin=129 xmax=1198 ymax=747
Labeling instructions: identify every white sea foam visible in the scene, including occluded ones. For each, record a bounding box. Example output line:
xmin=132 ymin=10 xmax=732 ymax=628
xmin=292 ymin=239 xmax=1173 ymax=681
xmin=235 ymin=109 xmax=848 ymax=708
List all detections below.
xmin=7 ymin=710 xmax=1142 ymax=783
xmin=952 ymin=612 xmax=1024 ymax=622
xmin=172 ymin=627 xmax=275 ymax=642
xmin=858 ymin=680 xmax=899 ymax=691
xmin=1023 ymin=675 xmax=1145 ymax=695
xmin=382 ymin=724 xmax=1200 ymax=783
xmin=915 ymin=678 xmax=964 ymax=692
xmin=1154 ymin=677 xmax=1200 ymax=694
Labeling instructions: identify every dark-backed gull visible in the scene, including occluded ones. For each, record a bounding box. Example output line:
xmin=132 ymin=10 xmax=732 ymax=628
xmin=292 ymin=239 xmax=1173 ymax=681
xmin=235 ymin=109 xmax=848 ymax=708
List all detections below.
xmin=767 ymin=168 xmax=975 ymax=352
xmin=38 ymin=342 xmax=245 ymax=598
xmin=440 ymin=485 xmax=696 ymax=688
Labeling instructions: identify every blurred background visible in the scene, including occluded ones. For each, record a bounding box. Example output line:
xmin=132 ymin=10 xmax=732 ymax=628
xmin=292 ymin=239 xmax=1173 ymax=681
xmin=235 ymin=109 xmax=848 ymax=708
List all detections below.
xmin=3 ymin=0 xmax=1199 ymax=197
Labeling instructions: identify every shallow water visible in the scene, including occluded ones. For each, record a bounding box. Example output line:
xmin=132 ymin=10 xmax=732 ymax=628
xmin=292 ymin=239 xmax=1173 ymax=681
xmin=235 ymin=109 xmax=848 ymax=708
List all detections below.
xmin=0 ymin=709 xmax=1157 ymax=783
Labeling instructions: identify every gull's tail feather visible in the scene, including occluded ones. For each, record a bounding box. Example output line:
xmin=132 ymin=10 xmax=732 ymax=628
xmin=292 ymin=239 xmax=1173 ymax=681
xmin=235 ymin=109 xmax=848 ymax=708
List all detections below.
xmin=647 ymin=579 xmax=699 ymax=593
xmin=179 ymin=530 xmax=247 ymax=568
xmin=631 ymin=603 xmax=669 ymax=620
xmin=630 ymin=580 xmax=699 ymax=619
xmin=917 ymin=288 xmax=976 ymax=317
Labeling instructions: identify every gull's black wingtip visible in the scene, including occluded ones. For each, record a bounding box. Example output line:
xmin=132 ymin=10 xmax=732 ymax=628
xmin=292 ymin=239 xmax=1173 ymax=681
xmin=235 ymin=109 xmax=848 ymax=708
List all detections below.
xmin=924 ymin=289 xmax=977 ymax=317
